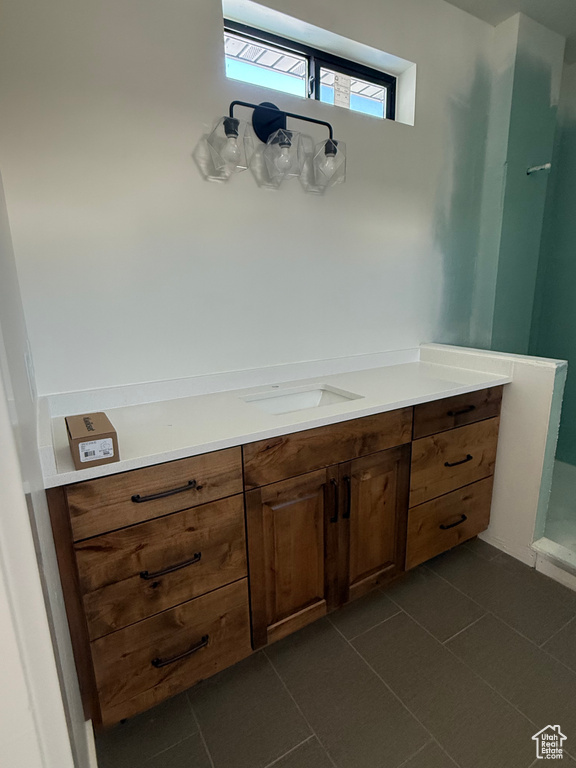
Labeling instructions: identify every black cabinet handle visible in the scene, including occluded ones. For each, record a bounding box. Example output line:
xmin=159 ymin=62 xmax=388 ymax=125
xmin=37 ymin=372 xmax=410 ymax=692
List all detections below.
xmin=447 ymin=405 xmax=476 ymax=417
xmin=140 ymin=552 xmax=202 ymax=580
xmin=440 ymin=514 xmax=467 ymax=530
xmin=151 ymin=635 xmax=209 ymax=668
xmin=132 ymin=479 xmax=202 ymax=503
xmin=330 ymin=478 xmax=339 ymax=523
xmin=444 ymin=454 xmax=473 ymax=468
xmin=342 ymin=475 xmax=351 ymax=519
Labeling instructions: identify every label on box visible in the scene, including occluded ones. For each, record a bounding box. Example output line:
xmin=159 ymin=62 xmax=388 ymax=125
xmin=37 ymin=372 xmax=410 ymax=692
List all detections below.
xmin=78 ymin=438 xmax=115 ymax=463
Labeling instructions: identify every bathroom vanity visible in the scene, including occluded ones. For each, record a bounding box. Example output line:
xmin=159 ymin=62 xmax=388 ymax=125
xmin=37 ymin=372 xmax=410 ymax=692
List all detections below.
xmin=46 ymin=375 xmax=503 ymax=729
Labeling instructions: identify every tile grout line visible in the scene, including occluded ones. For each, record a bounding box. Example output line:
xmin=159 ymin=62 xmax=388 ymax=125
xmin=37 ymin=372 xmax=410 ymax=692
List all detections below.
xmin=425 ymin=550 xmax=561 ymax=609
xmin=383 ymin=583 xmax=489 ymax=646
xmin=187 ymin=695 xmax=216 ymax=768
xmin=388 ymin=570 xmax=568 ymax=665
xmin=539 ymin=613 xmax=576 ymax=649
xmin=419 ymin=562 xmax=495 ymax=614
xmin=440 ymin=613 xmax=487 ymax=645
xmin=398 ymin=563 xmax=576 ymax=763
xmin=399 ymin=602 xmax=549 ymax=753
xmin=139 ymin=734 xmax=198 ymax=766
xmin=535 ymin=628 xmax=576 ymax=679
xmin=462 ymin=542 xmax=500 ymax=562
xmin=494 ymin=559 xmax=576 ymax=609
xmin=330 ymin=613 xmax=465 ymax=768
xmin=181 ymin=549 xmax=568 ymax=768
xmin=262 ymin=734 xmax=316 ymax=768
xmin=262 ymin=650 xmax=339 ymax=768
xmin=329 ymin=608 xmax=403 ymax=642
xmin=393 ymin=739 xmax=435 ymax=768
xmin=439 ymin=547 xmax=576 ymax=613
xmin=101 ymin=694 xmax=204 ymax=765
xmin=423 ymin=560 xmax=576 ymax=652
xmin=428 ymin=562 xmax=576 ymax=678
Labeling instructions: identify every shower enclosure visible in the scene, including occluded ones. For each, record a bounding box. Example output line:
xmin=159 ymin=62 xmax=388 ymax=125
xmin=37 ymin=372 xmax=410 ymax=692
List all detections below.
xmin=529 ymin=62 xmax=576 ymax=571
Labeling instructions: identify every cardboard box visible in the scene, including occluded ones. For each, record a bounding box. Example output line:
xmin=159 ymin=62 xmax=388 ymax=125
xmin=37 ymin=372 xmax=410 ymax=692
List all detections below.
xmin=65 ymin=412 xmax=119 ymax=471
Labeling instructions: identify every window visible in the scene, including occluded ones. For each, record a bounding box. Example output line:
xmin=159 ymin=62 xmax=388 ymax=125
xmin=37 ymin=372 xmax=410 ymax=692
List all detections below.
xmin=224 ymin=20 xmax=396 ymax=120
xmin=224 ymin=29 xmax=309 ymax=99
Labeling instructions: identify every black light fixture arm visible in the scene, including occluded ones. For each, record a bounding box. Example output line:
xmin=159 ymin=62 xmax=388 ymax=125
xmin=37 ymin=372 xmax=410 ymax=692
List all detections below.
xmin=229 ymin=100 xmax=334 ymax=141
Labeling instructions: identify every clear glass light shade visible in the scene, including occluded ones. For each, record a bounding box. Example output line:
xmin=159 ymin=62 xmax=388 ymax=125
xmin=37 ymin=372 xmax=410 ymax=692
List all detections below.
xmin=206 ymin=116 xmax=254 ymax=174
xmin=313 ymin=139 xmax=346 ymax=189
xmin=298 ymin=134 xmax=324 ymax=194
xmin=192 ymin=134 xmax=234 ymax=183
xmin=248 ymin=145 xmax=282 ymax=189
xmin=263 ymin=129 xmax=304 ymax=184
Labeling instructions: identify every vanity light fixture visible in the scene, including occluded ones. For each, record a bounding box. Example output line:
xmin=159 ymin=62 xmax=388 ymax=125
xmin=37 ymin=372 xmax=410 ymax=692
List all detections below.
xmin=263 ymin=128 xmax=304 ymax=184
xmin=205 ymin=115 xmax=254 ymax=175
xmin=313 ymin=137 xmax=346 ymax=189
xmin=202 ymin=100 xmax=346 ymax=192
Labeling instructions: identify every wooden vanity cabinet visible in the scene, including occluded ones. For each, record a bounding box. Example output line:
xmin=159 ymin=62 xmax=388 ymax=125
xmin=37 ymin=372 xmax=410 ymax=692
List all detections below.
xmin=245 ymin=467 xmax=340 ymax=649
xmin=245 ymin=414 xmax=413 ymax=649
xmin=47 ymin=447 xmax=252 ymax=728
xmin=243 ymin=408 xmax=413 ymax=489
xmin=342 ymin=445 xmax=411 ymax=603
xmin=47 ymin=386 xmax=504 ymax=727
xmin=76 ymin=495 xmax=247 ymax=640
xmin=406 ymin=387 xmax=502 ymax=569
xmin=406 ymin=478 xmax=494 ymax=569
xmin=412 ymin=386 xmax=503 ymax=439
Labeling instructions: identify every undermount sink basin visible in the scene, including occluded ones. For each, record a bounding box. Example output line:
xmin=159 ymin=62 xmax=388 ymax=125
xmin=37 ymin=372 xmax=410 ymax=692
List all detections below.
xmin=242 ymin=384 xmax=363 ymax=415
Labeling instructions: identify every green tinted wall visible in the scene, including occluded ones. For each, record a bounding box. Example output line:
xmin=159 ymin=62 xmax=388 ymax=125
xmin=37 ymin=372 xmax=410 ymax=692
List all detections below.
xmin=530 ymin=64 xmax=576 ymax=465
xmin=470 ymin=15 xmax=564 ymax=355
xmin=491 ymin=45 xmax=560 ymax=354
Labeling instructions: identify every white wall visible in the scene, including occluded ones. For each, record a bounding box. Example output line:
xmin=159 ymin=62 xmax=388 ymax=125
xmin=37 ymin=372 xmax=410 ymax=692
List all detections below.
xmin=0 ymin=363 xmax=76 ymax=768
xmin=0 ymin=516 xmax=43 ymax=768
xmin=0 ymin=0 xmax=492 ymax=395
xmin=0 ymin=171 xmax=88 ymax=766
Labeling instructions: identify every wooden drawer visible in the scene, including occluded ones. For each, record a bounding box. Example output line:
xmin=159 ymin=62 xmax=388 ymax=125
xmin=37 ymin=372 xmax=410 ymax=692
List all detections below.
xmin=406 ymin=477 xmax=493 ymax=569
xmin=413 ymin=386 xmax=503 ymax=439
xmin=410 ymin=417 xmax=499 ymax=507
xmin=75 ymin=495 xmax=247 ymax=640
xmin=91 ymin=578 xmax=251 ymax=727
xmin=243 ymin=408 xmax=413 ymax=489
xmin=66 ymin=447 xmax=242 ymax=541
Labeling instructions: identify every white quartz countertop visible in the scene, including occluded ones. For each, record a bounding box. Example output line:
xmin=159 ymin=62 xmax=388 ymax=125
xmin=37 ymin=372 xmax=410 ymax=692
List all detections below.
xmin=43 ymin=360 xmax=511 ymax=488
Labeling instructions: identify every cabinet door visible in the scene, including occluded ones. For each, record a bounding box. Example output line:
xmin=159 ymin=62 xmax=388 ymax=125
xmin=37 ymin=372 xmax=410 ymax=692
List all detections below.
xmin=245 ymin=467 xmax=339 ymax=649
xmin=340 ymin=444 xmax=410 ymax=602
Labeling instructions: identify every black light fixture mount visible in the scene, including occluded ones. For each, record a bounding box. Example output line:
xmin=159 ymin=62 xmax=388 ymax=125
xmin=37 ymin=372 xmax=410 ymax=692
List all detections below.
xmin=229 ymin=100 xmax=334 ymax=144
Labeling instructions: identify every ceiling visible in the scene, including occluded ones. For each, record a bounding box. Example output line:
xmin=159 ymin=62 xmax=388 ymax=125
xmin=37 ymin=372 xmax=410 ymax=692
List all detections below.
xmin=444 ymin=0 xmax=576 ymax=62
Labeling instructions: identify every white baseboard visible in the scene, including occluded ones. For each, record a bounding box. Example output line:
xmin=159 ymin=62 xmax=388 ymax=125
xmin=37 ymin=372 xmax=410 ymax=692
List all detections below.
xmin=535 ymin=555 xmax=576 ymax=593
xmin=86 ymin=720 xmax=98 ymax=768
xmin=478 ymin=532 xmax=537 ymax=567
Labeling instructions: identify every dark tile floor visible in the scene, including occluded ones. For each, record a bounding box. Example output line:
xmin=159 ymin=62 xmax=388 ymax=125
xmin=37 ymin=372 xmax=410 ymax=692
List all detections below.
xmin=96 ymin=540 xmax=576 ymax=768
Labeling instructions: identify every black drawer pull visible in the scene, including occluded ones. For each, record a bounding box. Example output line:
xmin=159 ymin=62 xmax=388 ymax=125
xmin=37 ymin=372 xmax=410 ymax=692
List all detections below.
xmin=342 ymin=475 xmax=352 ymax=519
xmin=330 ymin=478 xmax=339 ymax=523
xmin=151 ymin=635 xmax=209 ymax=668
xmin=440 ymin=514 xmax=467 ymax=530
xmin=131 ymin=479 xmax=202 ymax=503
xmin=444 ymin=454 xmax=473 ymax=468
xmin=447 ymin=405 xmax=476 ymax=417
xmin=140 ymin=552 xmax=202 ymax=580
